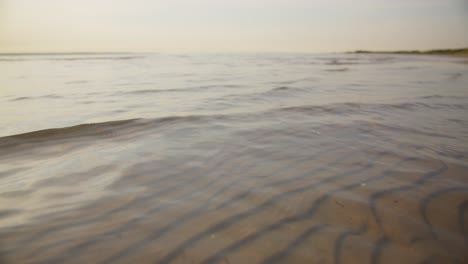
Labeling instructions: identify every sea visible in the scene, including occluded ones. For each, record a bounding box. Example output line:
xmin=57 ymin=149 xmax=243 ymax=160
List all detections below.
xmin=0 ymin=53 xmax=467 ymax=263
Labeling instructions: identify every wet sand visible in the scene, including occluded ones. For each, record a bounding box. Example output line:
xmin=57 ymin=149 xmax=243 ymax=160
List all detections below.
xmin=0 ymin=118 xmax=467 ymax=264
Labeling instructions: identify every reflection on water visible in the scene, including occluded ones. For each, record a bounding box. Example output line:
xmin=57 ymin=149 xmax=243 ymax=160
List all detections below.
xmin=0 ymin=54 xmax=468 ymax=263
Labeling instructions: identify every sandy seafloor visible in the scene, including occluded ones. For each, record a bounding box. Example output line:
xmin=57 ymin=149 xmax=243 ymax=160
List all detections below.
xmin=0 ymin=53 xmax=467 ymax=263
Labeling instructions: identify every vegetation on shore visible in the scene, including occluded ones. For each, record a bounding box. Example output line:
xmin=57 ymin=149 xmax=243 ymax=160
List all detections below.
xmin=350 ymin=47 xmax=468 ymax=56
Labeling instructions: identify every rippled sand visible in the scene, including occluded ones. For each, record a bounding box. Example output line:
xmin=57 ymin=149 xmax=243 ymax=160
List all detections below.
xmin=0 ymin=54 xmax=467 ymax=263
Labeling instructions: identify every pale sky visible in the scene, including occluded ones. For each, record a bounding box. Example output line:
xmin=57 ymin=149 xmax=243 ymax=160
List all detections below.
xmin=0 ymin=0 xmax=467 ymax=53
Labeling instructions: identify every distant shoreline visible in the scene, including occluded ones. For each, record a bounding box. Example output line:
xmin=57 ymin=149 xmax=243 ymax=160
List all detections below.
xmin=348 ymin=47 xmax=468 ymax=57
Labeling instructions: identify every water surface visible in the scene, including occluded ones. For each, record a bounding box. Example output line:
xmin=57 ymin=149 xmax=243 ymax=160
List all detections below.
xmin=0 ymin=53 xmax=467 ymax=263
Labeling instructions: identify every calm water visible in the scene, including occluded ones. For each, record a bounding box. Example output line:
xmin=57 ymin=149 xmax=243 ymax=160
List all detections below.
xmin=0 ymin=53 xmax=467 ymax=263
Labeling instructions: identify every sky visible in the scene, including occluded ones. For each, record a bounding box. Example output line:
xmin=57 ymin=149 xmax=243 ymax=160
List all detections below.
xmin=0 ymin=0 xmax=467 ymax=53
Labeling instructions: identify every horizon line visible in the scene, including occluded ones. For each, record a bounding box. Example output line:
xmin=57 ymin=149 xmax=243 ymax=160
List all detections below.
xmin=0 ymin=46 xmax=467 ymax=56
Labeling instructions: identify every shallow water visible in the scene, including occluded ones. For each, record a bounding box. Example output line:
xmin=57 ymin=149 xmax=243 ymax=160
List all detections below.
xmin=0 ymin=53 xmax=467 ymax=263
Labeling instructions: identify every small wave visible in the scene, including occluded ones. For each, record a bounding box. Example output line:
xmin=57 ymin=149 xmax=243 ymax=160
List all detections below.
xmin=325 ymin=68 xmax=349 ymax=72
xmin=314 ymin=56 xmax=397 ymax=66
xmin=10 ymin=97 xmax=30 ymax=101
xmin=209 ymin=86 xmax=307 ymax=105
xmin=10 ymin=94 xmax=63 ymax=101
xmin=114 ymin=82 xmax=154 ymax=87
xmin=0 ymin=54 xmax=143 ymax=62
xmin=272 ymin=86 xmax=292 ymax=91
xmin=271 ymin=77 xmax=318 ymax=85
xmin=119 ymin=84 xmax=242 ymax=95
xmin=54 ymin=56 xmax=139 ymax=61
xmin=419 ymin=95 xmax=468 ymax=101
xmin=0 ymin=209 xmax=21 ymax=219
xmin=2 ymin=100 xmax=465 ymax=150
xmin=316 ymin=57 xmax=362 ymax=62
xmin=0 ymin=119 xmax=140 ymax=151
xmin=0 ymin=115 xmax=216 ymax=150
xmin=358 ymin=121 xmax=457 ymax=139
xmin=279 ymin=103 xmax=364 ymax=115
xmin=276 ymin=101 xmax=467 ymax=116
xmin=420 ymin=95 xmax=445 ymax=99
xmin=266 ymin=86 xmax=306 ymax=94
xmin=251 ymin=86 xmax=307 ymax=95
xmin=0 ymin=55 xmax=140 ymax=62
xmin=449 ymin=73 xmax=463 ymax=79
xmin=325 ymin=61 xmax=359 ymax=66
